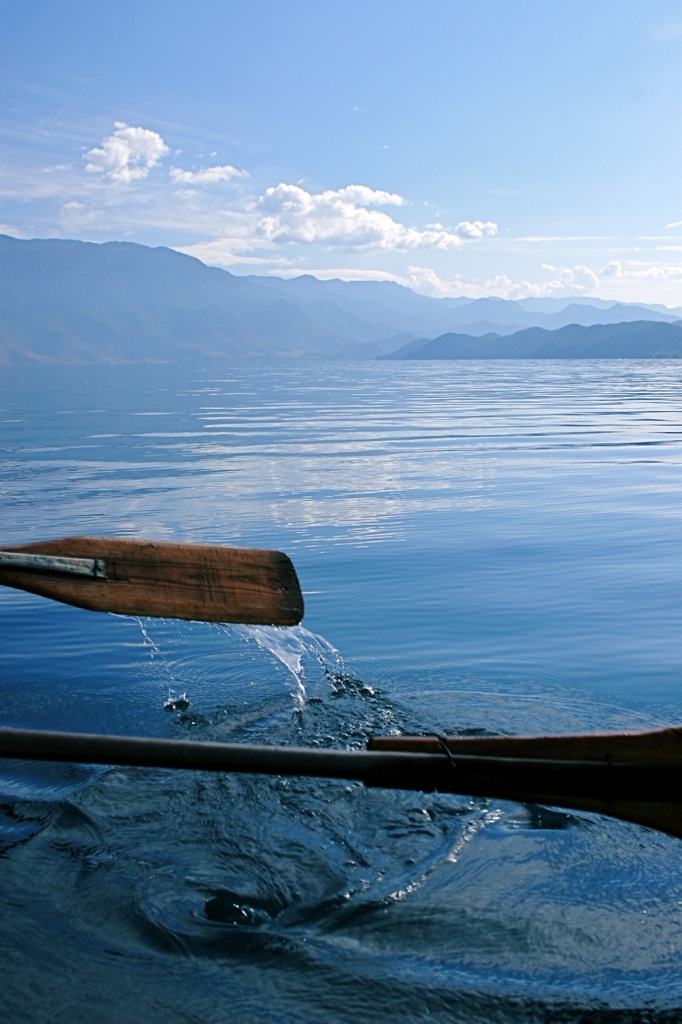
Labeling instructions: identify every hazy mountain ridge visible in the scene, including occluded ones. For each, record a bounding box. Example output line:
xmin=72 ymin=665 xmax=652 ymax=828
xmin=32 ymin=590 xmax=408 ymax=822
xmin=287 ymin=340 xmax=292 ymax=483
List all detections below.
xmin=381 ymin=321 xmax=682 ymax=360
xmin=1 ymin=234 xmax=680 ymax=363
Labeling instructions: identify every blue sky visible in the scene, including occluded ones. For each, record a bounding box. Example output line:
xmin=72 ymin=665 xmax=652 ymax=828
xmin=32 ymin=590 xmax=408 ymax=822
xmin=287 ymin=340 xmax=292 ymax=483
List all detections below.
xmin=2 ymin=1 xmax=681 ymax=305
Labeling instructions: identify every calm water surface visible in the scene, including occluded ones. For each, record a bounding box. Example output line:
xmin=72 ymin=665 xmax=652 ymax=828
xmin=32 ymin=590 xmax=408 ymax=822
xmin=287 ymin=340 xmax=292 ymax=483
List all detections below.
xmin=0 ymin=359 xmax=680 ymax=1022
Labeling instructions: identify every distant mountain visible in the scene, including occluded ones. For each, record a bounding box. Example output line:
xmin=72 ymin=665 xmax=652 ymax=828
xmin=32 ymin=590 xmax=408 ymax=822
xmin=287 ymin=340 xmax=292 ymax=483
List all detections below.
xmin=0 ymin=235 xmax=378 ymax=363
xmin=381 ymin=321 xmax=682 ymax=360
xmin=515 ymin=296 xmax=682 ymax=315
xmin=531 ymin=302 xmax=680 ymax=329
xmin=405 ymin=296 xmax=682 ymax=331
xmin=1 ymin=234 xmax=680 ymax=363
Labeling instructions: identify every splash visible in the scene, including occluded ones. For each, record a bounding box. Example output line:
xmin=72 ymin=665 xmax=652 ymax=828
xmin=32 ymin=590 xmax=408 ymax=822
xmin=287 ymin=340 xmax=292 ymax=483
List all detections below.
xmin=135 ymin=617 xmax=187 ymax=708
xmin=136 ymin=618 xmax=172 ymax=672
xmin=163 ymin=690 xmax=191 ymax=712
xmin=134 ymin=618 xmax=345 ymax=712
xmin=230 ymin=624 xmax=345 ymax=708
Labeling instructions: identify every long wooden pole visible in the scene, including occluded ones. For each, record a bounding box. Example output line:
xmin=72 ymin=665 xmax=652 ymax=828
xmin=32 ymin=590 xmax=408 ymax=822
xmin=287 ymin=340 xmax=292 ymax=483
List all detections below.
xmin=367 ymin=727 xmax=682 ymax=764
xmin=0 ymin=727 xmax=679 ymax=839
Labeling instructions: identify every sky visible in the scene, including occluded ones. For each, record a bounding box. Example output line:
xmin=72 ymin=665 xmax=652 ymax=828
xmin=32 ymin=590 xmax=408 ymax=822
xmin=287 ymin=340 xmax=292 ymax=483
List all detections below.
xmin=2 ymin=1 xmax=681 ymax=307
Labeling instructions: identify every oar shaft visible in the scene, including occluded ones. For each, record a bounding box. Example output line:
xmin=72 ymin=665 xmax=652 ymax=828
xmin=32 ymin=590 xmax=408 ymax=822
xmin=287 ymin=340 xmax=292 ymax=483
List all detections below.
xmin=368 ymin=727 xmax=682 ymax=764
xmin=0 ymin=727 xmax=440 ymax=787
xmin=0 ymin=728 xmax=679 ymax=837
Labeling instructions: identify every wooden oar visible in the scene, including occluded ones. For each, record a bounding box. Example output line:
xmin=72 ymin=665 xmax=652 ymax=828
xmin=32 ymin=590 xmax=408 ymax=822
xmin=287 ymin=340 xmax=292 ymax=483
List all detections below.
xmin=0 ymin=537 xmax=303 ymax=625
xmin=367 ymin=728 xmax=682 ymax=763
xmin=368 ymin=728 xmax=682 ymax=838
xmin=0 ymin=726 xmax=679 ymax=839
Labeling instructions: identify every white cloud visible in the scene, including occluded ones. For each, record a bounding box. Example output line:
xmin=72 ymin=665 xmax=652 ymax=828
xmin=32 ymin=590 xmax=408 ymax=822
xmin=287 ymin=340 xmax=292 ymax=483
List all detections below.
xmin=404 ymin=265 xmax=459 ymax=296
xmin=541 ymin=264 xmax=600 ymax=293
xmin=256 ymin=183 xmax=497 ymax=251
xmin=176 ymin=238 xmax=296 ymax=268
xmin=333 ymin=184 xmax=405 ymax=207
xmin=84 ymin=122 xmax=169 ymax=184
xmin=0 ymin=223 xmax=26 ymax=238
xmin=267 ymin=265 xmax=408 ymax=284
xmin=404 ymin=264 xmax=599 ymax=300
xmin=169 ymin=165 xmax=248 ymax=186
xmin=59 ymin=198 xmax=101 ymax=231
xmin=406 ymin=267 xmax=532 ymax=299
xmin=664 ymin=220 xmax=682 ymax=229
xmin=649 ymin=263 xmax=682 ymax=281
xmin=453 ymin=220 xmax=498 ymax=239
xmin=600 ymin=259 xmax=682 ymax=281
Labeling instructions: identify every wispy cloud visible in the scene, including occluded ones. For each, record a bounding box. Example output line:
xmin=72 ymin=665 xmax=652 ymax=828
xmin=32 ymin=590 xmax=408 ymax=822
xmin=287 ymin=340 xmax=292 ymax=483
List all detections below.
xmin=517 ymin=235 xmax=614 ymax=243
xmin=270 ymin=265 xmax=406 ymax=283
xmin=403 ymin=264 xmax=600 ymax=300
xmin=600 ymin=259 xmax=682 ymax=280
xmin=398 ymin=259 xmax=682 ymax=303
xmin=176 ymin=237 xmax=297 ymax=268
xmin=169 ymin=164 xmax=248 ymax=185
xmin=84 ymin=122 xmax=169 ymax=184
xmin=0 ymin=223 xmax=26 ymax=238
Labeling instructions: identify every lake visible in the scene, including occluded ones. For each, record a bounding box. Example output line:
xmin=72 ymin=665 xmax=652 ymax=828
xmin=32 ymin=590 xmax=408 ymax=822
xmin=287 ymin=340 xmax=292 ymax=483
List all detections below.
xmin=1 ymin=358 xmax=680 ymax=1023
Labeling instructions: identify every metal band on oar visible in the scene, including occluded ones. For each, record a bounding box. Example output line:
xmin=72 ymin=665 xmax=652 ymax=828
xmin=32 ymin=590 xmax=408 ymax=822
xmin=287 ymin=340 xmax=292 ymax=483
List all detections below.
xmin=0 ymin=552 xmax=107 ymax=578
xmin=0 ymin=536 xmax=304 ymax=625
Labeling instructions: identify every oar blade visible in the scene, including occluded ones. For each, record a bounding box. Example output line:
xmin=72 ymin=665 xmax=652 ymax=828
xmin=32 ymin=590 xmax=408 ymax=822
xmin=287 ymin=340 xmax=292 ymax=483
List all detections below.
xmin=0 ymin=537 xmax=304 ymax=625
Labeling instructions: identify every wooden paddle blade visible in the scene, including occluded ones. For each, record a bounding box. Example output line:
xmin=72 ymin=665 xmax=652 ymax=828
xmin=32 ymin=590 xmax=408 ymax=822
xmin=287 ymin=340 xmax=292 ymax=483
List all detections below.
xmin=0 ymin=537 xmax=304 ymax=625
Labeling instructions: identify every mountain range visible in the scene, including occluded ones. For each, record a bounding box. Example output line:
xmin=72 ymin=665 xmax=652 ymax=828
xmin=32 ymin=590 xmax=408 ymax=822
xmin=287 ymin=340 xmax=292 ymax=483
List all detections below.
xmin=380 ymin=321 xmax=682 ymax=360
xmin=1 ymin=234 xmax=680 ymax=364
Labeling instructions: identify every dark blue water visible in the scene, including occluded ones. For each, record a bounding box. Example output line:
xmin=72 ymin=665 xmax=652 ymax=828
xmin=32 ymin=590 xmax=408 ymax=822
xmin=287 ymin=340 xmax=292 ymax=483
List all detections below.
xmin=1 ymin=359 xmax=680 ymax=1022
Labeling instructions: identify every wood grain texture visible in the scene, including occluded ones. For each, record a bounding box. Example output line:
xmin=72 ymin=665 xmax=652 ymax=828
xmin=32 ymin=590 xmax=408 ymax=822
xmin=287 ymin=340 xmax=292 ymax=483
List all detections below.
xmin=0 ymin=536 xmax=304 ymax=625
xmin=367 ymin=727 xmax=682 ymax=763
